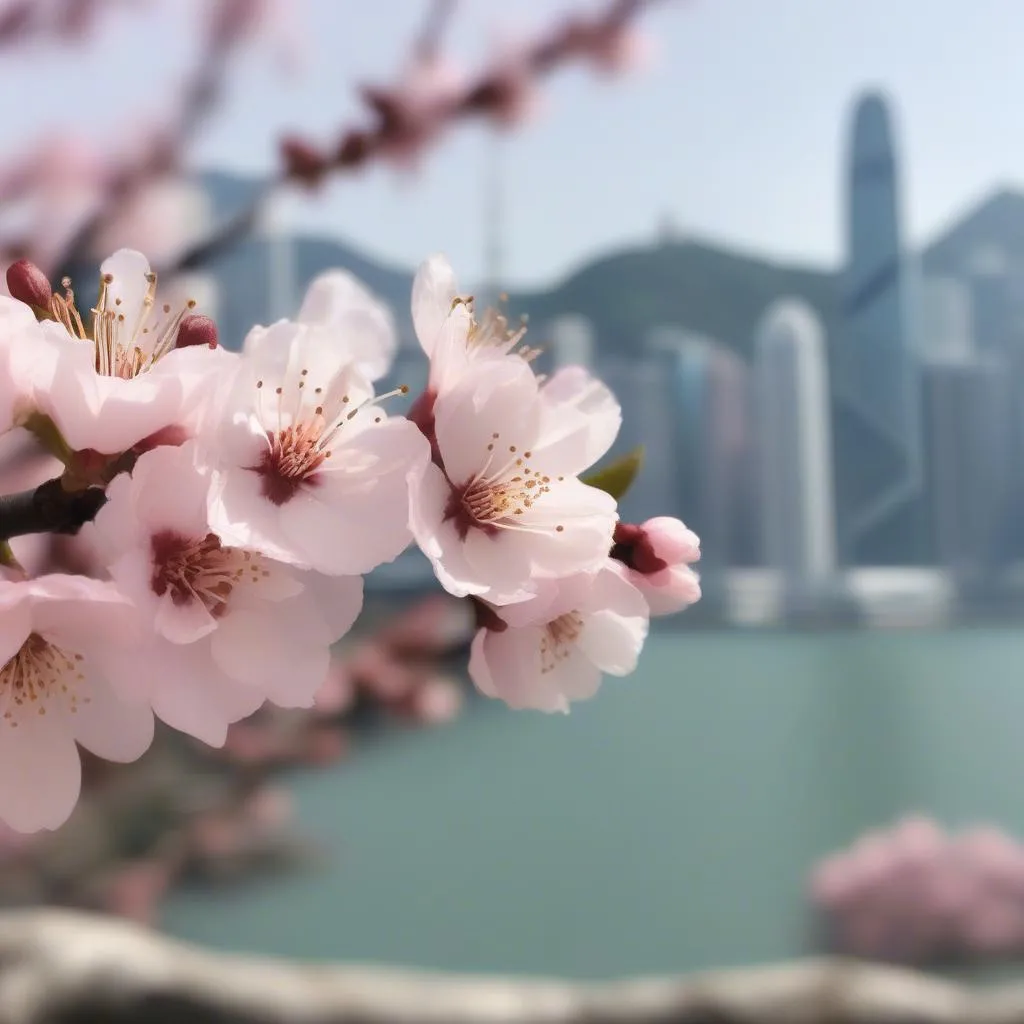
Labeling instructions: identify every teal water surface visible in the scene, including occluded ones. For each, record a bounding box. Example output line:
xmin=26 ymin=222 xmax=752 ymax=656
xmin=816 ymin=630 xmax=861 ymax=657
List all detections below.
xmin=162 ymin=628 xmax=1024 ymax=978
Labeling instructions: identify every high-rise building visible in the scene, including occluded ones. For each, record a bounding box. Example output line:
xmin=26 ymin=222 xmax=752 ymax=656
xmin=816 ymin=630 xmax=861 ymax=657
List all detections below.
xmin=753 ymin=300 xmax=836 ymax=582
xmin=922 ymin=355 xmax=1015 ymax=577
xmin=643 ymin=329 xmax=758 ymax=570
xmin=833 ymin=90 xmax=923 ymax=564
xmin=917 ymin=276 xmax=974 ymax=362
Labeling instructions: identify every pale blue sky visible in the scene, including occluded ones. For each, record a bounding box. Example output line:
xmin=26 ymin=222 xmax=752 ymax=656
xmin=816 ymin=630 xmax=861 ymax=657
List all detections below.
xmin=2 ymin=0 xmax=1022 ymax=286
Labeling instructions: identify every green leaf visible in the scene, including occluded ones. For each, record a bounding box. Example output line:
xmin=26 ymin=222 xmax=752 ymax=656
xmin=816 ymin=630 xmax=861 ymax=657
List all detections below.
xmin=0 ymin=542 xmax=24 ymax=576
xmin=22 ymin=412 xmax=73 ymax=464
xmin=582 ymin=446 xmax=644 ymax=501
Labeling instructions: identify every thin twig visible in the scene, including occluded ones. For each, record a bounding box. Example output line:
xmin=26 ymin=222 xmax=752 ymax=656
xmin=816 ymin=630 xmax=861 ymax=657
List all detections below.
xmin=162 ymin=0 xmax=667 ymax=277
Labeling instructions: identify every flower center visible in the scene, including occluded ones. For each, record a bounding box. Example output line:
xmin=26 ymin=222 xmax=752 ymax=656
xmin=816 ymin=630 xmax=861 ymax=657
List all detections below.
xmin=248 ymin=372 xmax=407 ymax=506
xmin=256 ymin=421 xmax=329 ymax=506
xmin=442 ymin=433 xmax=563 ymax=540
xmin=0 ymin=632 xmax=87 ymax=724
xmin=458 ymin=295 xmax=540 ymax=362
xmin=539 ymin=612 xmax=584 ymax=674
xmin=150 ymin=531 xmax=267 ymax=615
xmin=50 ymin=272 xmax=196 ymax=380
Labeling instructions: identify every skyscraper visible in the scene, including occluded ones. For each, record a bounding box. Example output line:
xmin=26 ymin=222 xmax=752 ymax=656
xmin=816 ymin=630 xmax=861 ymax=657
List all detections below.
xmin=833 ymin=90 xmax=922 ymax=564
xmin=643 ymin=329 xmax=758 ymax=571
xmin=754 ymin=300 xmax=836 ymax=582
xmin=922 ymin=355 xmax=1014 ymax=578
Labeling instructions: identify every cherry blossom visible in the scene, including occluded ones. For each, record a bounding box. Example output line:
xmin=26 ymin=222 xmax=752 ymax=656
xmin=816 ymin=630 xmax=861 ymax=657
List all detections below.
xmin=0 ymin=574 xmax=154 ymax=832
xmin=611 ymin=517 xmax=702 ymax=616
xmin=293 ymin=269 xmax=397 ymax=382
xmin=207 ymin=317 xmax=429 ymax=576
xmin=468 ymin=566 xmax=649 ymax=713
xmin=409 ymin=358 xmax=618 ymax=602
xmin=410 ymin=253 xmax=536 ymax=395
xmin=85 ymin=442 xmax=363 ymax=746
xmin=29 ymin=249 xmax=231 ymax=456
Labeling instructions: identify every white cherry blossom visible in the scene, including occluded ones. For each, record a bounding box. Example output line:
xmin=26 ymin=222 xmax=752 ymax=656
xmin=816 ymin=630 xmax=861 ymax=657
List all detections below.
xmin=411 ymin=253 xmax=536 ymax=394
xmin=409 ymin=358 xmax=618 ymax=603
xmin=207 ymin=318 xmax=429 ymax=576
xmin=86 ymin=442 xmax=363 ymax=746
xmin=32 ymin=249 xmax=229 ymax=455
xmin=468 ymin=566 xmax=649 ymax=713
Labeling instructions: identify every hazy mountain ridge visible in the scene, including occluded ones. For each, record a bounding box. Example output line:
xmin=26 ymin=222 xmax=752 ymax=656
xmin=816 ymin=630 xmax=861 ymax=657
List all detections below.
xmin=196 ymin=170 xmax=1024 ymax=358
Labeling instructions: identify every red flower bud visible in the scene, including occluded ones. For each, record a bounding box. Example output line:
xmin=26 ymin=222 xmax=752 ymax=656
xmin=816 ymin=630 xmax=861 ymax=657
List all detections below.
xmin=5 ymin=259 xmax=51 ymax=310
xmin=175 ymin=314 xmax=218 ymax=350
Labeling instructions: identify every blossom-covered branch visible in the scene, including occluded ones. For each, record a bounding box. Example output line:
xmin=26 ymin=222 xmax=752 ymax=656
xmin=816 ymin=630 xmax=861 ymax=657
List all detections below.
xmin=0 ymin=909 xmax=1004 ymax=1024
xmin=172 ymin=0 xmax=663 ymax=275
xmin=0 ymin=239 xmax=700 ymax=834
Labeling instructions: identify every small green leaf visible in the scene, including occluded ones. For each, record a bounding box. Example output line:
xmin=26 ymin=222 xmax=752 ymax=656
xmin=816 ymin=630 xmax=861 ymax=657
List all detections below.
xmin=0 ymin=542 xmax=24 ymax=576
xmin=582 ymin=446 xmax=644 ymax=501
xmin=22 ymin=412 xmax=73 ymax=464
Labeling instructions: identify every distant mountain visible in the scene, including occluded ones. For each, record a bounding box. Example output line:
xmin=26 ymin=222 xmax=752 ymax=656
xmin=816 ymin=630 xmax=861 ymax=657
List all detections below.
xmin=509 ymin=240 xmax=838 ymax=361
xmin=192 ymin=169 xmax=1024 ymax=362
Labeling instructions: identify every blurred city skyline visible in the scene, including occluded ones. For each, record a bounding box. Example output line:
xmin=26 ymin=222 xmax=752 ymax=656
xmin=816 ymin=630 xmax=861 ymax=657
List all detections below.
xmin=1 ymin=1 xmax=1024 ymax=286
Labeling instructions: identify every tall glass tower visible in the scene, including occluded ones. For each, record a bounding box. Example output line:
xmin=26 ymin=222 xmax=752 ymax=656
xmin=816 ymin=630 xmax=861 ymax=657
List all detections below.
xmin=833 ymin=90 xmax=922 ymax=564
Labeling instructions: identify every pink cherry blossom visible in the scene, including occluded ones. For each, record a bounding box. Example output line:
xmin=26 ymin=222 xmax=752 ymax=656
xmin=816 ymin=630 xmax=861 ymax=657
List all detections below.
xmin=410 ymin=253 xmax=535 ymax=395
xmin=611 ymin=516 xmax=701 ymax=616
xmin=0 ymin=574 xmax=154 ymax=832
xmin=293 ymin=269 xmax=397 ymax=382
xmin=85 ymin=442 xmax=363 ymax=746
xmin=31 ymin=249 xmax=230 ymax=455
xmin=469 ymin=566 xmax=649 ymax=713
xmin=207 ymin=318 xmax=429 ymax=576
xmin=409 ymin=358 xmax=618 ymax=603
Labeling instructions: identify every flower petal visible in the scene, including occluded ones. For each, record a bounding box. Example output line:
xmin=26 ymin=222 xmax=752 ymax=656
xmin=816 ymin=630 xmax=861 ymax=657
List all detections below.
xmin=411 ymin=253 xmax=458 ymax=355
xmin=298 ymin=270 xmax=396 ymax=381
xmin=0 ymin=715 xmax=81 ymax=832
xmin=433 ymin=359 xmax=540 ymax=485
xmin=71 ymin=674 xmax=154 ymax=762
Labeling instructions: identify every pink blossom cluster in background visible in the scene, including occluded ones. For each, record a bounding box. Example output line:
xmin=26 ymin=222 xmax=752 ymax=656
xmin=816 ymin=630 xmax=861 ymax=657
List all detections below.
xmin=811 ymin=816 xmax=1024 ymax=964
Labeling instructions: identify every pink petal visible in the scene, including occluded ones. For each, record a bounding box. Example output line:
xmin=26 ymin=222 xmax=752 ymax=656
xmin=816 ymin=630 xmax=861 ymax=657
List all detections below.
xmin=298 ymin=270 xmax=396 ymax=381
xmin=0 ymin=715 xmax=81 ymax=832
xmin=411 ymin=253 xmax=459 ymax=355
xmin=433 ymin=360 xmax=540 ymax=485
xmin=71 ymin=675 xmax=154 ymax=762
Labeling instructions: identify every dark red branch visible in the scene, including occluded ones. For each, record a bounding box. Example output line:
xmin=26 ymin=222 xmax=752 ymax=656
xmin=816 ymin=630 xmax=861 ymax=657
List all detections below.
xmin=0 ymin=477 xmax=105 ymax=541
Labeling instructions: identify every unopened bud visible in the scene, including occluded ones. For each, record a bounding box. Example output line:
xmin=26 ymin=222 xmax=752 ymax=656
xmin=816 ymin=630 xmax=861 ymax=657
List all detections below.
xmin=175 ymin=314 xmax=218 ymax=349
xmin=5 ymin=259 xmax=52 ymax=310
